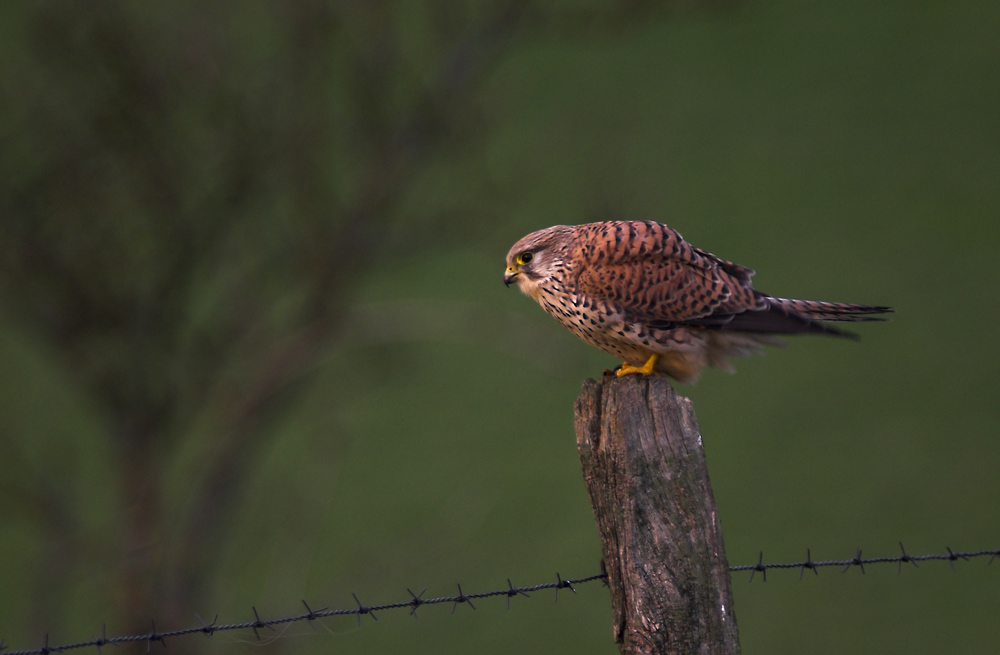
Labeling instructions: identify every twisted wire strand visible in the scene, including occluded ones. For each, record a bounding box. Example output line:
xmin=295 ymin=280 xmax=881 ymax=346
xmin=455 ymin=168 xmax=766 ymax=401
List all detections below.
xmin=3 ymin=546 xmax=997 ymax=655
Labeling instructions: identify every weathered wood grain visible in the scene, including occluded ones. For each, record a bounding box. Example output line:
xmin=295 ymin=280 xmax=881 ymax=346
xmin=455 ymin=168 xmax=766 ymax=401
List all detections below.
xmin=575 ymin=375 xmax=739 ymax=655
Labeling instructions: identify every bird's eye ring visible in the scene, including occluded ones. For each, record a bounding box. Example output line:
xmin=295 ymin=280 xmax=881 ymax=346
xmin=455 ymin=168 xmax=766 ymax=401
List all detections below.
xmin=518 ymin=251 xmax=534 ymax=265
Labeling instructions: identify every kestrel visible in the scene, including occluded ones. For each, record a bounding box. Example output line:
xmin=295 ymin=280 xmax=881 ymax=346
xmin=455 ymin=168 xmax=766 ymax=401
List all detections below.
xmin=504 ymin=220 xmax=892 ymax=382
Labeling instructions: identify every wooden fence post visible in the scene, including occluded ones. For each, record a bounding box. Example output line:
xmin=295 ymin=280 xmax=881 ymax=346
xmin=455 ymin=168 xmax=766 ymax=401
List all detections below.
xmin=574 ymin=375 xmax=740 ymax=655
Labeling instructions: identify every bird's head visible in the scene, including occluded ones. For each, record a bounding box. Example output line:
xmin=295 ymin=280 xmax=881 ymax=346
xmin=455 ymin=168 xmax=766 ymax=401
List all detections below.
xmin=503 ymin=225 xmax=574 ymax=300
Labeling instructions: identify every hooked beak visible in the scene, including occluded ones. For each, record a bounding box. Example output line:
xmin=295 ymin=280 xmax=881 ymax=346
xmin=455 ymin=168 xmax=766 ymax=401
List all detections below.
xmin=503 ymin=267 xmax=519 ymax=287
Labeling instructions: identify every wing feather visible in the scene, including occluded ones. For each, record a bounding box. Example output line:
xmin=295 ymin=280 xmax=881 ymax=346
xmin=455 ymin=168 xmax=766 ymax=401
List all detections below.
xmin=572 ymin=221 xmax=765 ymax=326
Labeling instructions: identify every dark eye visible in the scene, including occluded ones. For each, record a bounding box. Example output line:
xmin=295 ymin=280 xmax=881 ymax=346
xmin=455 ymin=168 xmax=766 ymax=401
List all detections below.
xmin=519 ymin=251 xmax=534 ymax=264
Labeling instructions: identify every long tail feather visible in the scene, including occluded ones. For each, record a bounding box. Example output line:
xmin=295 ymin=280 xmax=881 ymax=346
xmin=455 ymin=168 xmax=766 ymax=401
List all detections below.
xmin=715 ymin=295 xmax=893 ymax=339
xmin=768 ymin=297 xmax=894 ymax=322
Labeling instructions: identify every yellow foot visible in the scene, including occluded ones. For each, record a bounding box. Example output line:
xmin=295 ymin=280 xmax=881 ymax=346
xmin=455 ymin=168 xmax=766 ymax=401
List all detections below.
xmin=616 ymin=353 xmax=660 ymax=377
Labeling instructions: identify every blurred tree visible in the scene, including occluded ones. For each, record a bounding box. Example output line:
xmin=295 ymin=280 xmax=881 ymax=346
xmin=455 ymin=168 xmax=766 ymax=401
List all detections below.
xmin=0 ymin=0 xmax=694 ymax=647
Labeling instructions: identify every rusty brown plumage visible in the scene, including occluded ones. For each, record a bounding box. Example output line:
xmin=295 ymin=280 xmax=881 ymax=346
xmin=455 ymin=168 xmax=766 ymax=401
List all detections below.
xmin=503 ymin=220 xmax=892 ymax=382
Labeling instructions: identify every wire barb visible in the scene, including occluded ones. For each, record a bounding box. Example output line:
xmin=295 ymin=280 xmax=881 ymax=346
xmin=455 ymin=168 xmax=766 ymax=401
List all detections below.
xmin=897 ymin=542 xmax=918 ymax=573
xmin=504 ymin=579 xmax=530 ymax=609
xmin=301 ymin=601 xmax=327 ymax=627
xmin=799 ymin=548 xmax=819 ymax=579
xmin=842 ymin=548 xmax=865 ymax=574
xmin=553 ymin=572 xmax=576 ymax=601
xmin=195 ymin=613 xmax=217 ymax=638
xmin=352 ymin=593 xmax=378 ymax=626
xmin=407 ymin=588 xmax=427 ymax=617
xmin=146 ymin=618 xmax=168 ymax=652
xmin=945 ymin=546 xmax=966 ymax=572
xmin=451 ymin=583 xmax=476 ymax=613
xmin=91 ymin=625 xmax=106 ymax=655
xmin=249 ymin=607 xmax=275 ymax=641
xmin=748 ymin=551 xmax=766 ymax=583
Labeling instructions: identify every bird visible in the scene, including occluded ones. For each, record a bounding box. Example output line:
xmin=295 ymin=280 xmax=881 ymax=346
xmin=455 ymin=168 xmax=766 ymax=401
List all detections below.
xmin=503 ymin=220 xmax=892 ymax=382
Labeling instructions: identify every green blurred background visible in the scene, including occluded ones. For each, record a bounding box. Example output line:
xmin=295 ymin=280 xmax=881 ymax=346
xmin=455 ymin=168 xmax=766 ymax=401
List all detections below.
xmin=1 ymin=1 xmax=997 ymax=653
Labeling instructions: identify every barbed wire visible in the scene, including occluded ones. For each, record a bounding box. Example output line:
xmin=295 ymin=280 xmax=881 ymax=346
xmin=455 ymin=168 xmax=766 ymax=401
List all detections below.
xmin=0 ymin=572 xmax=606 ymax=655
xmin=731 ymin=542 xmax=999 ymax=581
xmin=2 ymin=544 xmax=997 ymax=655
